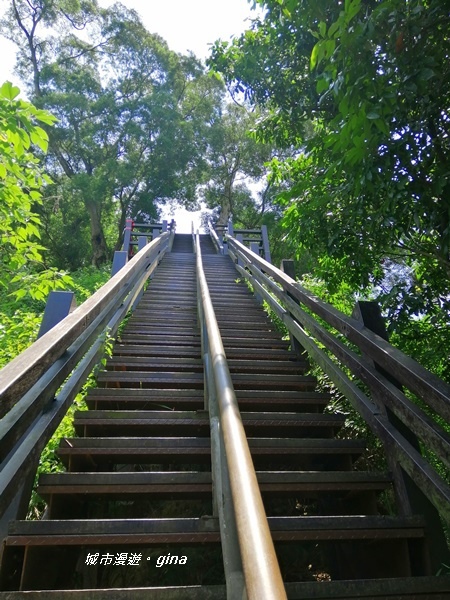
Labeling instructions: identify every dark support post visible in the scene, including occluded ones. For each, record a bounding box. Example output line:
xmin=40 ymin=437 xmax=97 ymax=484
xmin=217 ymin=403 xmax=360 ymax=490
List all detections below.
xmin=261 ymin=225 xmax=271 ymax=264
xmin=37 ymin=291 xmax=76 ymax=339
xmin=250 ymin=242 xmax=263 ymax=305
xmin=162 ymin=220 xmax=168 ymax=233
xmin=216 ymin=225 xmax=224 ymax=245
xmin=236 ymin=233 xmax=244 ymax=267
xmin=152 ymin=227 xmax=160 ymax=240
xmin=280 ymin=260 xmax=309 ymax=363
xmin=122 ymin=218 xmax=133 ymax=256
xmin=250 ymin=241 xmax=260 ymax=257
xmin=353 ymin=301 xmax=449 ymax=573
xmin=138 ymin=236 xmax=147 ymax=251
xmin=169 ymin=220 xmax=176 ymax=251
xmin=0 ymin=468 xmax=37 ymax=561
xmin=111 ymin=251 xmax=128 ymax=276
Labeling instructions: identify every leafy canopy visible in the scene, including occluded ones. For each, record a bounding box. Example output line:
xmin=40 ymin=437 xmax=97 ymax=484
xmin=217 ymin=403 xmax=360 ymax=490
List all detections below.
xmin=209 ymin=0 xmax=450 ymax=324
xmin=0 ymin=80 xmax=72 ymax=300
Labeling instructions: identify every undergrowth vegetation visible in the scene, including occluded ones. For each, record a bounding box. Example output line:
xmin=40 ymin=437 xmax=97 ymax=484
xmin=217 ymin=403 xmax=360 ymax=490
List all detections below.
xmin=0 ymin=265 xmax=111 ymax=518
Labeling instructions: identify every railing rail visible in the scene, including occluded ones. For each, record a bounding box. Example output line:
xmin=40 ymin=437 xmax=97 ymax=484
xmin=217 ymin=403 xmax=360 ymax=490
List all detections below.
xmin=0 ymin=232 xmax=171 ymax=526
xmin=195 ymin=232 xmax=287 ymax=600
xmin=227 ymin=236 xmax=450 ymax=525
xmin=122 ymin=219 xmax=176 ymax=256
xmin=209 ymin=222 xmax=224 ymax=254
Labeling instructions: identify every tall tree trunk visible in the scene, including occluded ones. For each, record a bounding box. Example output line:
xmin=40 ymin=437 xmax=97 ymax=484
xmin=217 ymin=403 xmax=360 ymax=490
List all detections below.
xmin=85 ymin=200 xmax=109 ymax=266
xmin=217 ymin=193 xmax=232 ymax=226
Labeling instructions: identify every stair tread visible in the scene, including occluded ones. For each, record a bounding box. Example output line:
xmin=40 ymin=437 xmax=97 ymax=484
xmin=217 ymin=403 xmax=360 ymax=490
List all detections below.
xmin=1 ymin=577 xmax=449 ymax=599
xmin=6 ymin=515 xmax=426 ymax=542
xmin=105 ymin=358 xmax=307 ymax=372
xmin=73 ymin=410 xmax=344 ymax=423
xmin=39 ymin=470 xmax=391 ymax=485
xmin=59 ymin=437 xmax=365 ymax=450
xmin=97 ymin=372 xmax=316 ymax=383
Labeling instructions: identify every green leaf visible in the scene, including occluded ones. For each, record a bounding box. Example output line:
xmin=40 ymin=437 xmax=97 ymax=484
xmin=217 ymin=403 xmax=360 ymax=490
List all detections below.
xmin=30 ymin=128 xmax=49 ymax=152
xmin=0 ymin=81 xmax=20 ymax=101
xmin=316 ymin=78 xmax=329 ymax=94
xmin=367 ymin=111 xmax=380 ymax=120
xmin=328 ymin=20 xmax=340 ymax=38
xmin=420 ymin=68 xmax=435 ymax=81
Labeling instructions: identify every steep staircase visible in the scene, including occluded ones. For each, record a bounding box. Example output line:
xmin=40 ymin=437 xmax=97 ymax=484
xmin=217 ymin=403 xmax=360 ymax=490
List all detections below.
xmin=0 ymin=234 xmax=449 ymax=598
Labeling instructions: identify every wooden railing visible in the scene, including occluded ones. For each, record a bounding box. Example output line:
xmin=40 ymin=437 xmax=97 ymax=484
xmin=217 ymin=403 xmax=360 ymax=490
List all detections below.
xmin=209 ymin=224 xmax=224 ymax=254
xmin=227 ymin=236 xmax=450 ymax=532
xmin=0 ymin=231 xmax=173 ymax=536
xmin=195 ymin=232 xmax=287 ymax=600
xmin=229 ymin=223 xmax=271 ymax=263
xmin=122 ymin=218 xmax=176 ymax=257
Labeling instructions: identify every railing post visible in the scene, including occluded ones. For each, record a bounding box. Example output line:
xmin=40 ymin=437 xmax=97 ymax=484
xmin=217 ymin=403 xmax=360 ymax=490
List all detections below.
xmin=191 ymin=222 xmax=196 ymax=254
xmin=280 ymin=260 xmax=309 ymax=364
xmin=236 ymin=233 xmax=244 ymax=267
xmin=168 ymin=220 xmax=176 ymax=251
xmin=261 ymin=225 xmax=271 ymax=264
xmin=122 ymin=218 xmax=134 ymax=257
xmin=111 ymin=251 xmax=128 ymax=276
xmin=37 ymin=291 xmax=77 ymax=339
xmin=353 ymin=300 xmax=449 ymax=572
xmin=138 ymin=236 xmax=147 ymax=251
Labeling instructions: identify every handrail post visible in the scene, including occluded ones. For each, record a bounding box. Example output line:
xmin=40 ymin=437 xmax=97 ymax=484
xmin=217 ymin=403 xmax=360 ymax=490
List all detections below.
xmin=261 ymin=225 xmax=271 ymax=264
xmin=122 ymin=218 xmax=134 ymax=257
xmin=168 ymin=220 xmax=176 ymax=251
xmin=37 ymin=291 xmax=77 ymax=339
xmin=280 ymin=259 xmax=309 ymax=363
xmin=191 ymin=221 xmax=196 ymax=254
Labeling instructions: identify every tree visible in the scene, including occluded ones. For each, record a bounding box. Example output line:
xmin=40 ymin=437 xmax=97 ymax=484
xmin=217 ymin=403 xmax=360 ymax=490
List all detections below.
xmin=209 ymin=0 xmax=450 ymax=323
xmin=0 ymin=79 xmax=71 ymax=299
xmin=2 ymin=0 xmax=223 ymax=267
xmin=201 ymin=103 xmax=276 ymax=226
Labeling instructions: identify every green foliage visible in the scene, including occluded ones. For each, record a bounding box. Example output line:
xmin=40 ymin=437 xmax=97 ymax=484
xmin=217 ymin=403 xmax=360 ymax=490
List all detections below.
xmin=0 ymin=311 xmax=41 ymax=368
xmin=201 ymin=104 xmax=275 ymax=226
xmin=208 ymin=0 xmax=450 ymax=325
xmin=68 ymin=264 xmax=111 ymax=303
xmin=0 ymin=80 xmax=74 ymax=300
xmin=3 ymin=1 xmax=226 ymax=267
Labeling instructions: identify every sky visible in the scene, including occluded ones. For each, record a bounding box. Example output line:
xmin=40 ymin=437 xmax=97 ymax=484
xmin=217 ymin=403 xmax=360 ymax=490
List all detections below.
xmin=0 ymin=0 xmax=260 ymax=232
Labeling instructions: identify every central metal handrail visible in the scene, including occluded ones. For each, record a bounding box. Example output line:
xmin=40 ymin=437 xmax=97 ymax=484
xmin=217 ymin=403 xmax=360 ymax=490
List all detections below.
xmin=194 ymin=232 xmax=287 ymax=600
